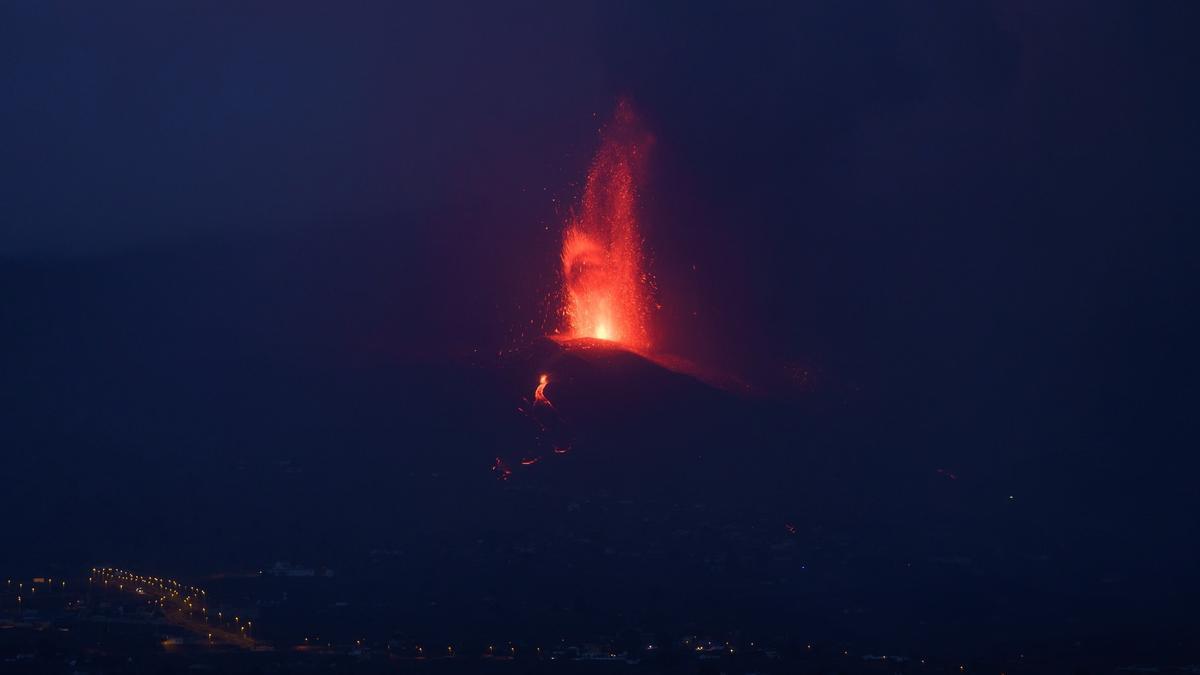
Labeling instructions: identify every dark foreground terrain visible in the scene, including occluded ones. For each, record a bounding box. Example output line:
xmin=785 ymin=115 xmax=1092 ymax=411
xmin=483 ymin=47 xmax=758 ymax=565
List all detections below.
xmin=4 ymin=336 xmax=1198 ymax=674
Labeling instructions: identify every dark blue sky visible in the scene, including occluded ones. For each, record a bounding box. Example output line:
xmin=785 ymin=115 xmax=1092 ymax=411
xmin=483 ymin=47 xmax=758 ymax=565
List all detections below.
xmin=2 ymin=2 xmax=620 ymax=255
xmin=3 ymin=2 xmax=1192 ymax=259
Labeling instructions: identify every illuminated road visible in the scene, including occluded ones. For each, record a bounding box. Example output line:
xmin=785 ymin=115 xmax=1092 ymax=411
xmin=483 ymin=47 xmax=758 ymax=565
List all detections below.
xmin=90 ymin=568 xmax=260 ymax=649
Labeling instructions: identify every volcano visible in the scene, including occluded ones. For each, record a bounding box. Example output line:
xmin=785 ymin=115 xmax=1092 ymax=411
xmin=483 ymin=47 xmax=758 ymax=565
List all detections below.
xmin=497 ymin=337 xmax=742 ymax=491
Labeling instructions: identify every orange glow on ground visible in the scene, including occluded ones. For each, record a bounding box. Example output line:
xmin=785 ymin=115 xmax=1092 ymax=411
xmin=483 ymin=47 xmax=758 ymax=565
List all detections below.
xmin=560 ymin=99 xmax=653 ymax=352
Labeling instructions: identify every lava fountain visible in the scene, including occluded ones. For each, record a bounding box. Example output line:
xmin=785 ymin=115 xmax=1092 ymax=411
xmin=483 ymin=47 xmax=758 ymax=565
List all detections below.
xmin=559 ymin=99 xmax=654 ymax=352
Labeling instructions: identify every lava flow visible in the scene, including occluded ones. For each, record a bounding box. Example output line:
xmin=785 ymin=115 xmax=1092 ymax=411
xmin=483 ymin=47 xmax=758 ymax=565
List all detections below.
xmin=559 ymin=99 xmax=654 ymax=352
xmin=534 ymin=373 xmax=553 ymax=409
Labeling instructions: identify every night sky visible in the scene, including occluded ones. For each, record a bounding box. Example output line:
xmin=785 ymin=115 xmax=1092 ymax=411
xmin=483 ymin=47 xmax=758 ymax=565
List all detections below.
xmin=2 ymin=1 xmax=1198 ymax=665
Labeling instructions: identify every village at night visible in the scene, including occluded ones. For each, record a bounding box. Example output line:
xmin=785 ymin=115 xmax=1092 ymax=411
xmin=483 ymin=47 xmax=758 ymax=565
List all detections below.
xmin=2 ymin=3 xmax=1197 ymax=674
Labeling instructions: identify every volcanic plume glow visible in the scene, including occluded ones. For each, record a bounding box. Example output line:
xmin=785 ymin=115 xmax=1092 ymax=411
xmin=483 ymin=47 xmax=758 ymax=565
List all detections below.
xmin=559 ymin=99 xmax=653 ymax=352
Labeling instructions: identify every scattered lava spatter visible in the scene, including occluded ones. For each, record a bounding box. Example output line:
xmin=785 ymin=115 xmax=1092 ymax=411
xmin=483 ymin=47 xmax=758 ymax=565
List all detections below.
xmin=560 ymin=99 xmax=654 ymax=352
xmin=492 ymin=456 xmax=512 ymax=481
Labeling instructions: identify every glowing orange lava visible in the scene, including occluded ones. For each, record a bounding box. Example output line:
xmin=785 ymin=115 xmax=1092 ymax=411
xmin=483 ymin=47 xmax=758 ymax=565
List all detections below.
xmin=560 ymin=99 xmax=653 ymax=351
xmin=534 ymin=373 xmax=553 ymax=408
